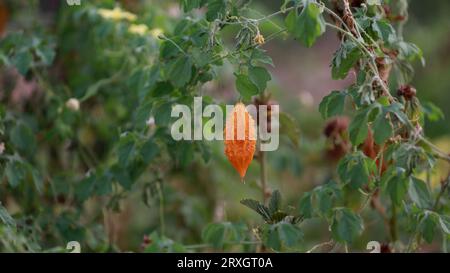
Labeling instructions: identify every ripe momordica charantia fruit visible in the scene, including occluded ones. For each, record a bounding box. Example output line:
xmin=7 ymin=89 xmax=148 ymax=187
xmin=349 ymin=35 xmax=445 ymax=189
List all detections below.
xmin=224 ymin=103 xmax=256 ymax=180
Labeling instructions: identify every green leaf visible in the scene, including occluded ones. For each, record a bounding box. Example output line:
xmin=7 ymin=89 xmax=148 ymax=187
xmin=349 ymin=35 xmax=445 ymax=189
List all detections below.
xmin=271 ymin=211 xmax=289 ymax=223
xmin=141 ymin=139 xmax=160 ymax=164
xmin=316 ymin=190 xmax=332 ymax=217
xmin=240 ymin=198 xmax=261 ymax=212
xmin=265 ymin=225 xmax=281 ymax=251
xmin=337 ymin=152 xmax=376 ymax=189
xmin=397 ymin=41 xmax=425 ymax=66
xmin=332 ymin=41 xmax=362 ymax=80
xmin=371 ymin=20 xmax=396 ymax=45
xmin=154 ymin=102 xmax=173 ymax=127
xmin=166 ymin=56 xmax=193 ymax=87
xmin=284 ymin=9 xmax=297 ymax=33
xmin=30 ymin=167 xmax=44 ymax=193
xmin=150 ymin=81 xmax=174 ymax=98
xmin=240 ymin=199 xmax=271 ymax=222
xmin=408 ymin=177 xmax=432 ymax=209
xmin=316 ymin=181 xmax=342 ymax=217
xmin=382 ymin=167 xmax=408 ymax=206
xmin=386 ymin=102 xmax=409 ymax=125
xmin=372 ymin=112 xmax=392 ymax=144
xmin=173 ymin=140 xmax=195 ymax=168
xmin=135 ymin=97 xmax=153 ymax=129
xmin=392 ymin=143 xmax=434 ymax=173
xmin=235 ymin=73 xmax=258 ymax=100
xmin=4 ymin=160 xmax=28 ymax=188
xmin=202 ymin=223 xmax=225 ymax=248
xmin=12 ymin=50 xmax=33 ymax=75
xmin=276 ymin=222 xmax=303 ymax=247
xmin=269 ymin=190 xmax=282 ymax=215
xmin=264 ymin=222 xmax=303 ymax=251
xmin=248 ymin=66 xmax=271 ymax=92
xmin=331 ymin=208 xmax=363 ymax=243
xmin=298 ymin=192 xmax=312 ymax=219
xmin=35 ymin=44 xmax=56 ymax=65
xmin=202 ymin=222 xmax=245 ymax=249
xmin=279 ymin=112 xmax=300 ymax=147
xmin=76 ymin=171 xmax=114 ymax=200
xmin=250 ymin=48 xmax=274 ymax=67
xmin=206 ymin=0 xmax=226 ymax=21
xmin=10 ymin=122 xmax=36 ymax=155
xmin=181 ymin=0 xmax=205 ymax=12
xmin=94 ymin=172 xmax=112 ymax=196
xmin=319 ymin=91 xmax=346 ymax=119
xmin=117 ymin=134 xmax=135 ymax=166
xmin=75 ymin=175 xmax=96 ymax=203
xmin=421 ymin=102 xmax=444 ymax=122
xmin=349 ymin=109 xmax=369 ymax=146
xmin=80 ymin=77 xmax=115 ymax=101
xmin=299 ymin=182 xmax=342 ymax=219
xmin=111 ymin=165 xmax=132 ymax=190
xmin=0 ymin=202 xmax=15 ymax=227
xmin=128 ymin=66 xmax=160 ymax=99
xmin=285 ymin=2 xmax=326 ymax=47
xmin=419 ymin=212 xmax=437 ymax=244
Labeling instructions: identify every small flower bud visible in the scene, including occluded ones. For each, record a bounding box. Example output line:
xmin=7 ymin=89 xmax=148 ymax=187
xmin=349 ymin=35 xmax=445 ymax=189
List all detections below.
xmin=254 ymin=33 xmax=265 ymax=45
xmin=146 ymin=116 xmax=155 ymax=128
xmin=65 ymin=98 xmax=80 ymax=111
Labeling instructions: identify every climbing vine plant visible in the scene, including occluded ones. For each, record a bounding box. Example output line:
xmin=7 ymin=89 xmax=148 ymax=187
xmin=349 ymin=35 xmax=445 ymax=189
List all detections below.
xmin=0 ymin=0 xmax=449 ymax=252
xmin=195 ymin=0 xmax=450 ymax=252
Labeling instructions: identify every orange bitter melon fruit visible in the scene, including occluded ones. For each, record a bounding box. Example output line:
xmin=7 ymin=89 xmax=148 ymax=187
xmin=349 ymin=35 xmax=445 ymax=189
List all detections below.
xmin=224 ymin=103 xmax=256 ymax=180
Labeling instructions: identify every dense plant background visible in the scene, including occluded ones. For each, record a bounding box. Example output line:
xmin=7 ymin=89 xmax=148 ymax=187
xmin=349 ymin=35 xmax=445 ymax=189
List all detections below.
xmin=0 ymin=0 xmax=449 ymax=253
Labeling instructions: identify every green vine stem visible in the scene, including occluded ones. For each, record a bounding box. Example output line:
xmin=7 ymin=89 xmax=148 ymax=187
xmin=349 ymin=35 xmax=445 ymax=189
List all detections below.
xmin=259 ymin=147 xmax=267 ymax=205
xmin=156 ymin=181 xmax=165 ymax=237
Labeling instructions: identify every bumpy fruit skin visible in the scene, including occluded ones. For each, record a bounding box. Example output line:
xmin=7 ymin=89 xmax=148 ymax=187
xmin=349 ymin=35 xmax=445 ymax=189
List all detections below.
xmin=224 ymin=103 xmax=256 ymax=179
